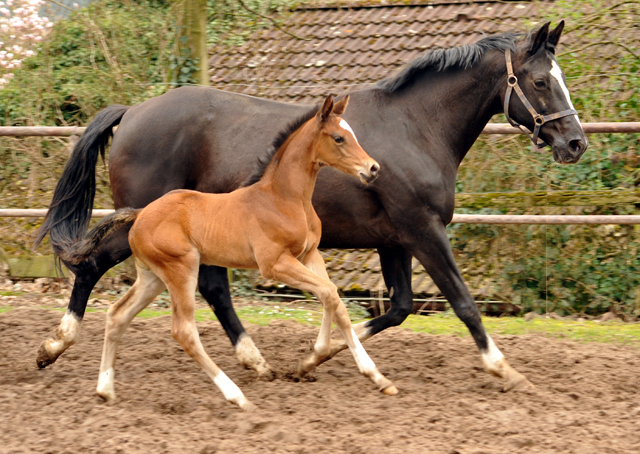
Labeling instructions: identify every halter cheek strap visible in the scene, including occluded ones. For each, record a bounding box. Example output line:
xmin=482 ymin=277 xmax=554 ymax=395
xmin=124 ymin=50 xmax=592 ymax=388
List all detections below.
xmin=503 ymin=48 xmax=578 ymax=149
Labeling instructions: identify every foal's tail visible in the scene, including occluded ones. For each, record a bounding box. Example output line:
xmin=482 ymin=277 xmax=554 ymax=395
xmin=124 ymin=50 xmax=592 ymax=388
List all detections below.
xmin=59 ymin=208 xmax=140 ymax=266
xmin=33 ymin=104 xmax=130 ymax=254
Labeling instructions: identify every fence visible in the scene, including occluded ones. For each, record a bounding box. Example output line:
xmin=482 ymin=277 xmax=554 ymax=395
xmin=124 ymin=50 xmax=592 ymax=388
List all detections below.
xmin=2 ymin=122 xmax=640 ymax=223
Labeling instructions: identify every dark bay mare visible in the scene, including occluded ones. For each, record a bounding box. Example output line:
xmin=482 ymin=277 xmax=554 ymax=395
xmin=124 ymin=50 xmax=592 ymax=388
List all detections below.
xmin=35 ymin=21 xmax=587 ymax=391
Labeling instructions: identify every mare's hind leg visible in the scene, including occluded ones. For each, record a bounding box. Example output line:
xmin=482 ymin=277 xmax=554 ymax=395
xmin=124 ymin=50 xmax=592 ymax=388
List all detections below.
xmin=198 ymin=265 xmax=274 ymax=379
xmin=37 ymin=227 xmax=132 ymax=368
xmin=96 ymin=263 xmax=165 ymax=402
xmin=264 ymin=252 xmax=397 ymax=395
xmin=166 ymin=267 xmax=254 ymax=412
xmin=318 ymin=246 xmax=414 ymax=365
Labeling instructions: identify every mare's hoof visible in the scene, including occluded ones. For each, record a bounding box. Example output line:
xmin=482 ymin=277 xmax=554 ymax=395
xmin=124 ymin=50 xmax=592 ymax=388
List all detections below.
xmin=36 ymin=342 xmax=57 ymax=369
xmin=381 ymin=384 xmax=398 ymax=396
xmin=503 ymin=374 xmax=535 ymax=393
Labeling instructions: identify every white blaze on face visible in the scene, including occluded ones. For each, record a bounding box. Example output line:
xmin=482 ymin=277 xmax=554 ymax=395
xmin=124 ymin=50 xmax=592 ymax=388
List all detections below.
xmin=550 ymin=60 xmax=580 ymax=122
xmin=339 ymin=119 xmax=359 ymax=144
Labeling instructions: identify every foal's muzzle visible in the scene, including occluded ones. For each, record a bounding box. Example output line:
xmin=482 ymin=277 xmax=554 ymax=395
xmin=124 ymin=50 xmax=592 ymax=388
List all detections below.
xmin=358 ymin=162 xmax=380 ymax=184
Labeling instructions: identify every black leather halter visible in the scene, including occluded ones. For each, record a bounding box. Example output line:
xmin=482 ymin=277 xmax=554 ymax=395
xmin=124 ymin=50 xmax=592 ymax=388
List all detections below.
xmin=503 ymin=48 xmax=578 ymax=149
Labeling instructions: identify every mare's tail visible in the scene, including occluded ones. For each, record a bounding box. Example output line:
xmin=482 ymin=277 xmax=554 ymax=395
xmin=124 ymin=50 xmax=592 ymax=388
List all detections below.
xmin=33 ymin=105 xmax=130 ymax=255
xmin=59 ymin=208 xmax=140 ymax=265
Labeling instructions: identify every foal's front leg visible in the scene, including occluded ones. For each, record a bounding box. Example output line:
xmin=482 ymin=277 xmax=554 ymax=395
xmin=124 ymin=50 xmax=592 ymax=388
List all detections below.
xmin=164 ymin=265 xmax=254 ymax=412
xmin=265 ymin=252 xmax=397 ymax=395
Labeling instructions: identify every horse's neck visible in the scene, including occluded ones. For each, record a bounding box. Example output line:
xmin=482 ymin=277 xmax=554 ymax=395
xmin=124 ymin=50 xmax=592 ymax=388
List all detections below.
xmin=399 ymin=51 xmax=506 ymax=165
xmin=264 ymin=132 xmax=319 ymax=209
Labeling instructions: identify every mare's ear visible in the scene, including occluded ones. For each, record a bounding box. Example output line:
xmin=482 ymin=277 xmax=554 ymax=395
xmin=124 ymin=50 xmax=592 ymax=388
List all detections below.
xmin=332 ymin=95 xmax=349 ymax=116
xmin=528 ymin=21 xmax=550 ymax=56
xmin=320 ymin=95 xmax=334 ymax=122
xmin=546 ymin=20 xmax=564 ymax=53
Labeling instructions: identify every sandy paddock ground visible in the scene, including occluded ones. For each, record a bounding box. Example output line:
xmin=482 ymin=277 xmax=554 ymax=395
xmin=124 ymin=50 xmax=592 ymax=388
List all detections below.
xmin=1 ymin=302 xmax=639 ymax=454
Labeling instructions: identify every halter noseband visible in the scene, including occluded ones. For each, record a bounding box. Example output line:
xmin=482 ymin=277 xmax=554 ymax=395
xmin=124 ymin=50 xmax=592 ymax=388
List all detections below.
xmin=503 ymin=48 xmax=578 ymax=149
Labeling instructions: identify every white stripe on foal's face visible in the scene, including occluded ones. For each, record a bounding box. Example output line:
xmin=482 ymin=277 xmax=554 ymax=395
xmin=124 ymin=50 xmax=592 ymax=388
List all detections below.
xmin=550 ymin=60 xmax=579 ymax=121
xmin=339 ymin=119 xmax=359 ymax=144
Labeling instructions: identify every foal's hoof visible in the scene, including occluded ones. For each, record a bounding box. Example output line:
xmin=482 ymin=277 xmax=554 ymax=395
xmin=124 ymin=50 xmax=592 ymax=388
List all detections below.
xmin=238 ymin=399 xmax=256 ymax=412
xmin=97 ymin=390 xmax=116 ymax=403
xmin=381 ymin=384 xmax=399 ymax=396
xmin=257 ymin=368 xmax=277 ymax=382
xmin=503 ymin=373 xmax=535 ymax=393
xmin=36 ymin=342 xmax=57 ymax=369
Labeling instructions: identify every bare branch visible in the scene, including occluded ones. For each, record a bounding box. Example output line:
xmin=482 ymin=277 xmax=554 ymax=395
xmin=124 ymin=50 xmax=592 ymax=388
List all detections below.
xmin=236 ymin=0 xmax=310 ymax=41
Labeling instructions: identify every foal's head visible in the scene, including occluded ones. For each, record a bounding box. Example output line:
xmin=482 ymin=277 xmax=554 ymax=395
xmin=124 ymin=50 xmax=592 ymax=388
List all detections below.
xmin=312 ymin=95 xmax=380 ymax=184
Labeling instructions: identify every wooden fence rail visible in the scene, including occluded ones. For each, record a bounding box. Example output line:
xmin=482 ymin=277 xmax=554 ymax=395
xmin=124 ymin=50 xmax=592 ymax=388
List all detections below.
xmin=1 ymin=209 xmax=640 ymax=225
xmin=0 ymin=122 xmax=639 ymax=137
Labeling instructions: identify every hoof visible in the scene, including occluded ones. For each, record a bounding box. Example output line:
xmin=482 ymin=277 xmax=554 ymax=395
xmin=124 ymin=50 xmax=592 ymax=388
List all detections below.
xmin=36 ymin=342 xmax=57 ymax=369
xmin=97 ymin=391 xmax=116 ymax=403
xmin=257 ymin=368 xmax=277 ymax=382
xmin=503 ymin=373 xmax=535 ymax=392
xmin=239 ymin=400 xmax=256 ymax=412
xmin=381 ymin=384 xmax=398 ymax=396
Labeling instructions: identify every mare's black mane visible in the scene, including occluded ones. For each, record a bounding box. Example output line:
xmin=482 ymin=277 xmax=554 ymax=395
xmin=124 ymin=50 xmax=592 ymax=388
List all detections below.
xmin=378 ymin=32 xmax=522 ymax=93
xmin=242 ymin=106 xmax=318 ymax=187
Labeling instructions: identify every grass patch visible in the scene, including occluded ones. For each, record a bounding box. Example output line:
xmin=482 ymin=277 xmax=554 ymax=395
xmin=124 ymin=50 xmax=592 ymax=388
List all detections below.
xmin=4 ymin=298 xmax=640 ymax=345
xmin=402 ymin=313 xmax=640 ymax=345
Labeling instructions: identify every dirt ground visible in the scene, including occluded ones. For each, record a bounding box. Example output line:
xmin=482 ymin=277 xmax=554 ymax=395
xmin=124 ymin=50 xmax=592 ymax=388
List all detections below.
xmin=1 ymin=303 xmax=640 ymax=454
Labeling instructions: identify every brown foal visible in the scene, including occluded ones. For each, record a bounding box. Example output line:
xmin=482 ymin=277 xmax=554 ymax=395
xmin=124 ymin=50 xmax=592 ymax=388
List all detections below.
xmin=69 ymin=95 xmax=396 ymax=411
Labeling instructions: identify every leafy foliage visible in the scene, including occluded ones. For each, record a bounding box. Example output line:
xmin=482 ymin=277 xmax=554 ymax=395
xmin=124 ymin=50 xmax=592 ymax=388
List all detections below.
xmin=452 ymin=0 xmax=640 ymax=316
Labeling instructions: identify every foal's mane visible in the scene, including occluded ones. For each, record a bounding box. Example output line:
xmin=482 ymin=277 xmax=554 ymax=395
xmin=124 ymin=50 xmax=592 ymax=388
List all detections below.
xmin=378 ymin=32 xmax=523 ymax=93
xmin=242 ymin=106 xmax=318 ymax=187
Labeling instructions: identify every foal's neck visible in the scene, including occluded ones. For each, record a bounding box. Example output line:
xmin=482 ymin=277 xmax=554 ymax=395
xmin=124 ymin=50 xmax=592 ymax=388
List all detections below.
xmin=261 ymin=123 xmax=320 ymax=209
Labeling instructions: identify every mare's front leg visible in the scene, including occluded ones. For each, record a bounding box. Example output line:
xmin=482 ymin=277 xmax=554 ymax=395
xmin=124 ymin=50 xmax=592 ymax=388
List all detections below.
xmin=317 ymin=245 xmax=414 ymax=364
xmin=264 ymin=251 xmax=397 ymax=395
xmin=403 ymin=214 xmax=533 ymax=391
xmin=198 ymin=265 xmax=274 ymax=379
xmin=36 ymin=226 xmax=132 ymax=368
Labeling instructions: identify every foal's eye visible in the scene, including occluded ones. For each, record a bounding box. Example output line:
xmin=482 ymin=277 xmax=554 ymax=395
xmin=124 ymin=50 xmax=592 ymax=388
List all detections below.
xmin=334 ymin=135 xmax=344 ymax=144
xmin=534 ymin=79 xmax=547 ymax=89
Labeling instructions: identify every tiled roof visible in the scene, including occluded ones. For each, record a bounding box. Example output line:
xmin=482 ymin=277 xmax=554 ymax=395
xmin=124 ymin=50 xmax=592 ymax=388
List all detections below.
xmin=209 ymin=0 xmax=548 ymax=103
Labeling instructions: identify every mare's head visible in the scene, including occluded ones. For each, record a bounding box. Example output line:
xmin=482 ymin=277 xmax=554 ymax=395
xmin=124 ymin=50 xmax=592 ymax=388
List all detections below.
xmin=506 ymin=21 xmax=588 ymax=163
xmin=312 ymin=95 xmax=380 ymax=184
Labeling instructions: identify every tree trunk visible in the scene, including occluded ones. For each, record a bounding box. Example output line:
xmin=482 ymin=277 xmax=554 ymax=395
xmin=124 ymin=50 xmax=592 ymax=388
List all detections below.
xmin=177 ymin=0 xmax=209 ymax=86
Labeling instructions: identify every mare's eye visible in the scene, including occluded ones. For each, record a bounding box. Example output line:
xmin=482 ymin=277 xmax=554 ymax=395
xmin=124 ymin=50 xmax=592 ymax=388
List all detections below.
xmin=334 ymin=135 xmax=344 ymax=144
xmin=534 ymin=79 xmax=547 ymax=89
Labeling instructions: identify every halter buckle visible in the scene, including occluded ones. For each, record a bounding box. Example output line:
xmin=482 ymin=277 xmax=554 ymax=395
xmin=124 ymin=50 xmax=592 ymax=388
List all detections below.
xmin=534 ymin=115 xmax=545 ymax=126
xmin=507 ymin=75 xmax=518 ymax=87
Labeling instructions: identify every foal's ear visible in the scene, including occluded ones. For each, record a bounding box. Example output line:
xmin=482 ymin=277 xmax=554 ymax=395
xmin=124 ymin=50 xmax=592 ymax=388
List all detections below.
xmin=528 ymin=21 xmax=550 ymax=56
xmin=546 ymin=20 xmax=565 ymax=53
xmin=332 ymin=95 xmax=350 ymax=116
xmin=320 ymin=95 xmax=334 ymax=122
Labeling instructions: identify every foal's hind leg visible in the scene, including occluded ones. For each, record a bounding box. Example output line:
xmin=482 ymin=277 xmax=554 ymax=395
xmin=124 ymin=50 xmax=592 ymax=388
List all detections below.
xmin=165 ymin=266 xmax=254 ymax=411
xmin=198 ymin=265 xmax=274 ymax=379
xmin=96 ymin=264 xmax=165 ymax=402
xmin=265 ymin=252 xmax=396 ymax=395
xmin=37 ymin=228 xmax=132 ymax=368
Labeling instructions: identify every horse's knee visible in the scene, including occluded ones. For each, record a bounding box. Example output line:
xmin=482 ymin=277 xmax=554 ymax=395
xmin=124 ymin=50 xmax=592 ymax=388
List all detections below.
xmin=317 ymin=282 xmax=339 ymax=305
